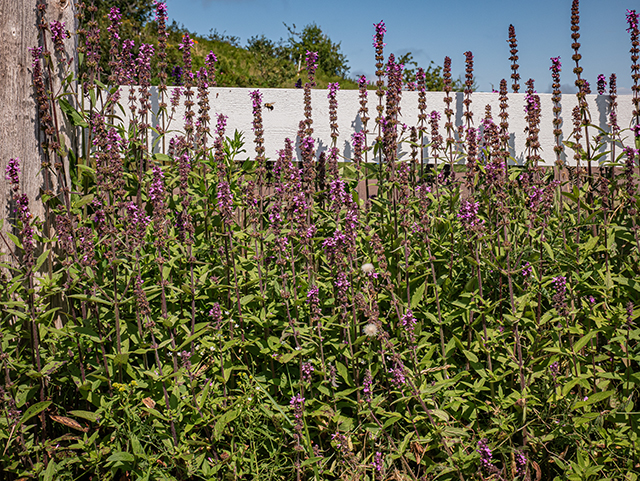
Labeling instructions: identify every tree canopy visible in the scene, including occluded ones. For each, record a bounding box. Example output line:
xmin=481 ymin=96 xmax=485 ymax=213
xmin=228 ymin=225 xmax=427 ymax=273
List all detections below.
xmin=282 ymin=23 xmax=350 ymax=78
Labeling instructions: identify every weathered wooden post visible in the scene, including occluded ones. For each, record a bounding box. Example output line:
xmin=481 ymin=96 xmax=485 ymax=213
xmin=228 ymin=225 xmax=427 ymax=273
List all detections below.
xmin=0 ymin=0 xmax=76 ymax=264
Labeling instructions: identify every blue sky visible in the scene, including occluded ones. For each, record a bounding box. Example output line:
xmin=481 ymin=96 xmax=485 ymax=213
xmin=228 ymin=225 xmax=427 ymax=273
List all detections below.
xmin=163 ymin=0 xmax=636 ymax=93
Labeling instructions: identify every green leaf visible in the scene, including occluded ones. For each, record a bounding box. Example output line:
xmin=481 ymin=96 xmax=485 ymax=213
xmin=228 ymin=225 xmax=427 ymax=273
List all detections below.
xmin=214 ymin=409 xmax=239 ymax=440
xmin=278 ymin=351 xmax=298 ymax=364
xmin=6 ymin=232 xmax=23 ymax=250
xmin=411 ymin=281 xmax=426 ymax=309
xmin=573 ymin=390 xmax=614 ymax=409
xmin=382 ymin=414 xmax=402 ymax=429
xmin=463 ymin=350 xmax=478 ymax=363
xmin=43 ymin=459 xmax=57 ymax=481
xmin=574 ymin=412 xmax=599 ymax=426
xmin=113 ymin=353 xmax=129 ymax=366
xmin=336 ymin=361 xmax=350 ymax=383
xmin=106 ymin=451 xmax=135 ymax=463
xmin=17 ymin=401 xmax=51 ymax=428
xmin=35 ymin=249 xmax=50 ymax=272
xmin=144 ymin=407 xmax=168 ymax=421
xmin=68 ymin=410 xmax=99 ymax=423
xmin=58 ymin=98 xmax=89 ymax=127
xmin=431 ymin=409 xmax=450 ymax=422
xmin=240 ymin=294 xmax=255 ymax=306
xmin=72 ymin=194 xmax=94 ymax=209
xmin=582 ymin=235 xmax=599 ymax=254
xmin=574 ymin=331 xmax=598 ymax=353
xmin=67 ymin=294 xmax=113 ymax=305
xmin=177 ymin=325 xmax=209 ymax=351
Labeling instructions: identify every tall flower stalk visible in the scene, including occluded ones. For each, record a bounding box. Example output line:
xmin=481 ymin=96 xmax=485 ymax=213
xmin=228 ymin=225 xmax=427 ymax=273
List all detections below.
xmin=508 ymin=25 xmax=520 ymax=93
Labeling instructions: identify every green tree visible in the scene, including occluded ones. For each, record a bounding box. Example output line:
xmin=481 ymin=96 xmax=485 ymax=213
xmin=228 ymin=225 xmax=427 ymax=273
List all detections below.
xmin=246 ymin=35 xmax=295 ymax=87
xmin=283 ymin=23 xmax=349 ymax=78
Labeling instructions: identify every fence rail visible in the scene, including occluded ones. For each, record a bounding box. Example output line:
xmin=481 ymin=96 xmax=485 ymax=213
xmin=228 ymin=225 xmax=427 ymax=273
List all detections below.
xmin=116 ymin=86 xmax=637 ymax=167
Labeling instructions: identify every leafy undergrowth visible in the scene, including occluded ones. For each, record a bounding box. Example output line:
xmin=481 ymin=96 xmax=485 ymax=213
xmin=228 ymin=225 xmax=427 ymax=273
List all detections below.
xmin=2 ymin=3 xmax=640 ymax=481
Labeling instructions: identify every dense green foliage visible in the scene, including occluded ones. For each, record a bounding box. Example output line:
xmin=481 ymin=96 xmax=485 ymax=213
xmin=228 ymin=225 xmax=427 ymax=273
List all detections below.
xmin=2 ymin=2 xmax=640 ymax=481
xmin=84 ymin=0 xmax=465 ymax=90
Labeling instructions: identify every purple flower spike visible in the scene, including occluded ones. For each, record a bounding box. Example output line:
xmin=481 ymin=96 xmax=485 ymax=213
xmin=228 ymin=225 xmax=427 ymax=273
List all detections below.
xmin=306 ymin=50 xmax=318 ymax=80
xmin=457 ymin=199 xmax=484 ymax=229
xmin=515 ymin=451 xmax=527 ymax=475
xmin=627 ymin=9 xmax=639 ymax=32
xmin=5 ymin=157 xmax=20 ymax=191
xmin=477 ymin=439 xmax=493 ymax=471
xmin=153 ymin=0 xmax=167 ymax=20
xmin=363 ymin=369 xmax=373 ymax=403
xmin=597 ymin=74 xmax=607 ymax=95
xmin=290 ymin=393 xmax=305 ymax=450
xmin=250 ymin=90 xmax=263 ymax=111
xmin=401 ymin=309 xmax=417 ymax=343
xmin=373 ymin=20 xmax=386 ymax=49
xmin=301 ymin=362 xmax=314 ymax=383
xmin=388 ymin=361 xmax=406 ymax=388
xmin=149 ymin=165 xmax=165 ymax=203
xmin=107 ymin=8 xmax=122 ymax=40
xmin=50 ymin=21 xmax=69 ymax=53
xmin=373 ymin=451 xmax=384 ymax=476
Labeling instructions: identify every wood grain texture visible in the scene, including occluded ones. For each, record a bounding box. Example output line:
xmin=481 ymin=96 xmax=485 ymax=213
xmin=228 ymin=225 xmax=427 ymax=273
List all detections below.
xmin=0 ymin=0 xmax=76 ymax=266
